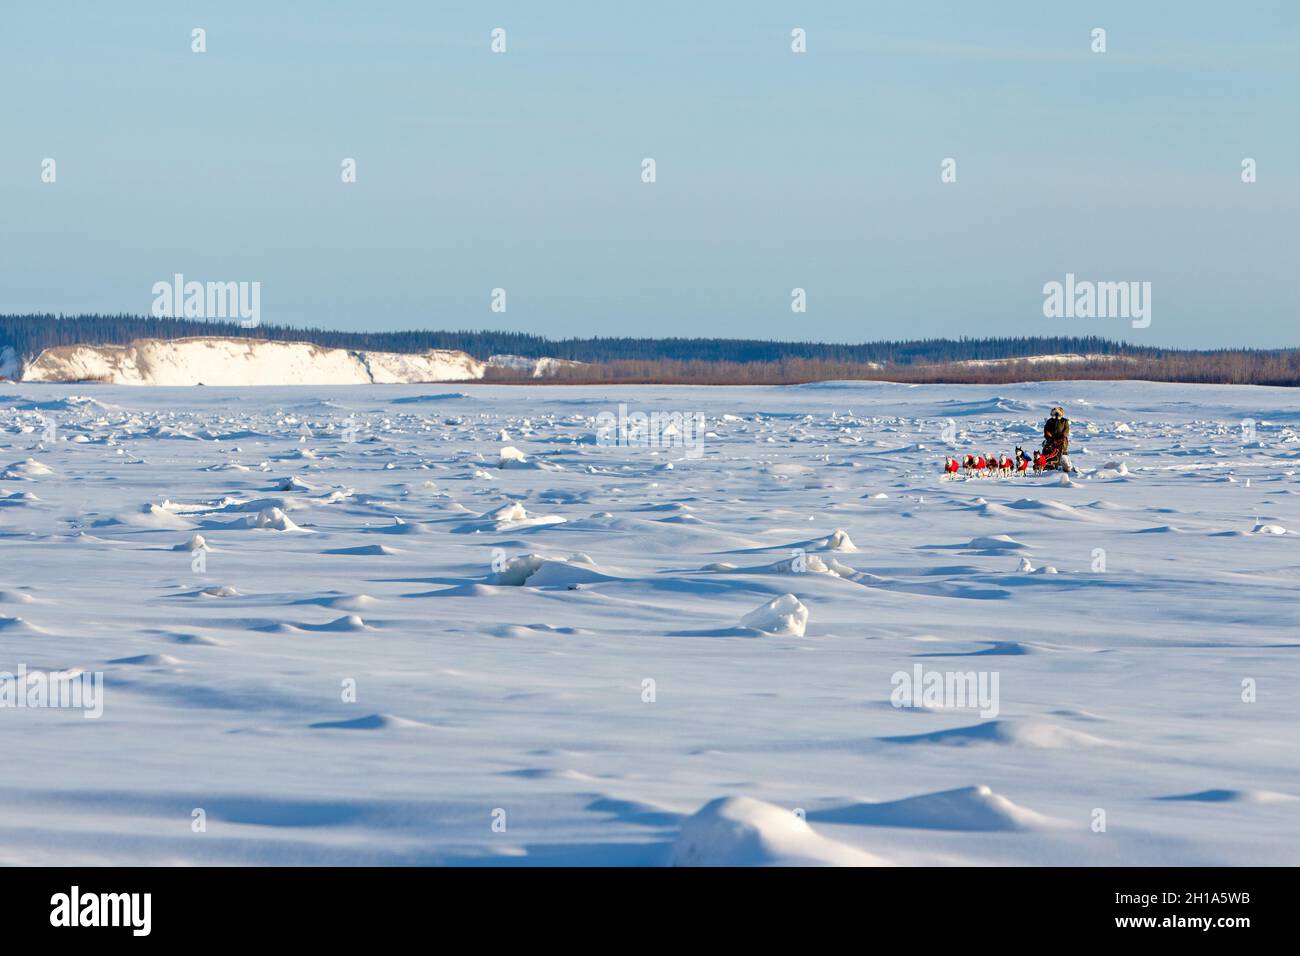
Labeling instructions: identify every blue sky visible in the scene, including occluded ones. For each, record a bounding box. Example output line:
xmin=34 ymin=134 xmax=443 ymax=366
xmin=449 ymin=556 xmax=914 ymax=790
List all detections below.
xmin=2 ymin=1 xmax=1296 ymax=347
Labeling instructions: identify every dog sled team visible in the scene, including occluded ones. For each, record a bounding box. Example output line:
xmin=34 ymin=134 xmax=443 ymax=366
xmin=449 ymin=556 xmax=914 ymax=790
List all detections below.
xmin=942 ymin=406 xmax=1076 ymax=479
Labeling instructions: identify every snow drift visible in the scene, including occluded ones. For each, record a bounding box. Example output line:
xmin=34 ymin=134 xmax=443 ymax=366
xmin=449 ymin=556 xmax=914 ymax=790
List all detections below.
xmin=672 ymin=797 xmax=888 ymax=866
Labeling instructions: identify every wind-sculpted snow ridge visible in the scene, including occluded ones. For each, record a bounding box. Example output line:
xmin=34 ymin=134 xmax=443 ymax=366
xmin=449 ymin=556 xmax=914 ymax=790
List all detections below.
xmin=809 ymin=785 xmax=1060 ymax=832
xmin=2 ymin=379 xmax=1299 ymax=865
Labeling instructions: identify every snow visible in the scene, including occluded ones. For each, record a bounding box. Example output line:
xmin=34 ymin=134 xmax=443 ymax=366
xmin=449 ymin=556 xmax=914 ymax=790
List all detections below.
xmin=21 ymin=336 xmax=485 ymax=385
xmin=1 ymin=378 xmax=1298 ymax=865
xmin=672 ymin=797 xmax=888 ymax=866
xmin=487 ymin=355 xmax=586 ymax=378
xmin=3 ymin=457 xmax=55 ymax=478
xmin=943 ymin=353 xmax=1137 ymax=369
xmin=740 ymin=593 xmax=809 ymax=636
xmin=492 ymin=553 xmax=615 ymax=587
xmin=497 ymin=445 xmax=529 ymax=467
xmin=247 ymin=506 xmax=305 ymax=532
xmin=809 ymin=785 xmax=1059 ymax=832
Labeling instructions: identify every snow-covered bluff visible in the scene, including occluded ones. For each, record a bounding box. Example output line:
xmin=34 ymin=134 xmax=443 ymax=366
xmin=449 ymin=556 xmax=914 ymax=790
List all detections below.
xmin=21 ymin=337 xmax=486 ymax=386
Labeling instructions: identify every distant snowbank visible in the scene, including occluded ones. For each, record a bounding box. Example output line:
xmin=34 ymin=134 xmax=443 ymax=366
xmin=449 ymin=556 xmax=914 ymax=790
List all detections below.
xmin=22 ymin=337 xmax=485 ymax=386
xmin=487 ymin=354 xmax=586 ymax=378
xmin=941 ymin=353 xmax=1137 ymax=369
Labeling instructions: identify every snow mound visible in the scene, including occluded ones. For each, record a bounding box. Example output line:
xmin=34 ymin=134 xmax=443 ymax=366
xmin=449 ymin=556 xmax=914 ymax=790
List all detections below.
xmin=492 ymin=553 xmax=616 ymax=587
xmin=112 ymin=504 xmax=196 ymax=530
xmin=309 ymin=713 xmax=425 ymax=730
xmin=4 ymin=458 xmax=55 ymax=479
xmin=108 ymin=654 xmax=183 ymax=667
xmin=1156 ymin=789 xmax=1298 ymax=804
xmin=306 ymin=614 xmax=371 ymax=632
xmin=672 ymin=796 xmax=888 ymax=866
xmin=456 ymin=501 xmax=566 ymax=533
xmin=498 ymin=446 xmax=528 ymax=468
xmin=0 ymin=616 xmax=47 ymax=634
xmin=723 ymin=554 xmax=856 ymax=578
xmin=740 ymin=594 xmax=809 ymax=636
xmin=368 ymin=517 xmax=430 ymax=537
xmin=812 ymin=785 xmax=1057 ymax=832
xmin=174 ymin=533 xmax=209 ymax=552
xmin=822 ymin=528 xmax=858 ymax=552
xmin=1006 ymin=498 xmax=1096 ymax=521
xmin=493 ymin=446 xmax=560 ymax=472
xmin=247 ymin=507 xmax=304 ymax=531
xmin=967 ymin=534 xmax=1029 ymax=551
xmin=883 ymin=719 xmax=1110 ymax=749
xmin=1252 ymin=522 xmax=1287 ymax=535
xmin=324 ymin=544 xmax=400 ymax=556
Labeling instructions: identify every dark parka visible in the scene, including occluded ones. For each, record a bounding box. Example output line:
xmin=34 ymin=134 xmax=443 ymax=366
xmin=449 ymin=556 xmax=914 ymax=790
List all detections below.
xmin=1043 ymin=414 xmax=1070 ymax=453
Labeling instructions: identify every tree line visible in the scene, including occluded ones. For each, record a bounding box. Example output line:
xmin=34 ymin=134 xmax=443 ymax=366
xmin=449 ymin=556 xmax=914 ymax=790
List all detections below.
xmin=4 ymin=313 xmax=1153 ymax=365
xmin=2 ymin=313 xmax=1296 ymax=385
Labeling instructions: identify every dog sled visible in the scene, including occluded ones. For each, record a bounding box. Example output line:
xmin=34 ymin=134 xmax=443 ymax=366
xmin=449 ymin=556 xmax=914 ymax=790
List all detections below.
xmin=942 ymin=441 xmax=1069 ymax=478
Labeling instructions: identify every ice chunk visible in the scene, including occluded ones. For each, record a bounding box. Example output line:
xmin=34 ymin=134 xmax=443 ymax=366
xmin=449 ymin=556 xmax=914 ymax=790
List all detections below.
xmin=740 ymin=594 xmax=808 ymax=636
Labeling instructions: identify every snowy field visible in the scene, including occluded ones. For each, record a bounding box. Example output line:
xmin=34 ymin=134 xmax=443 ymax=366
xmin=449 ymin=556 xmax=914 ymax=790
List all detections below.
xmin=1 ymin=380 xmax=1298 ymax=866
